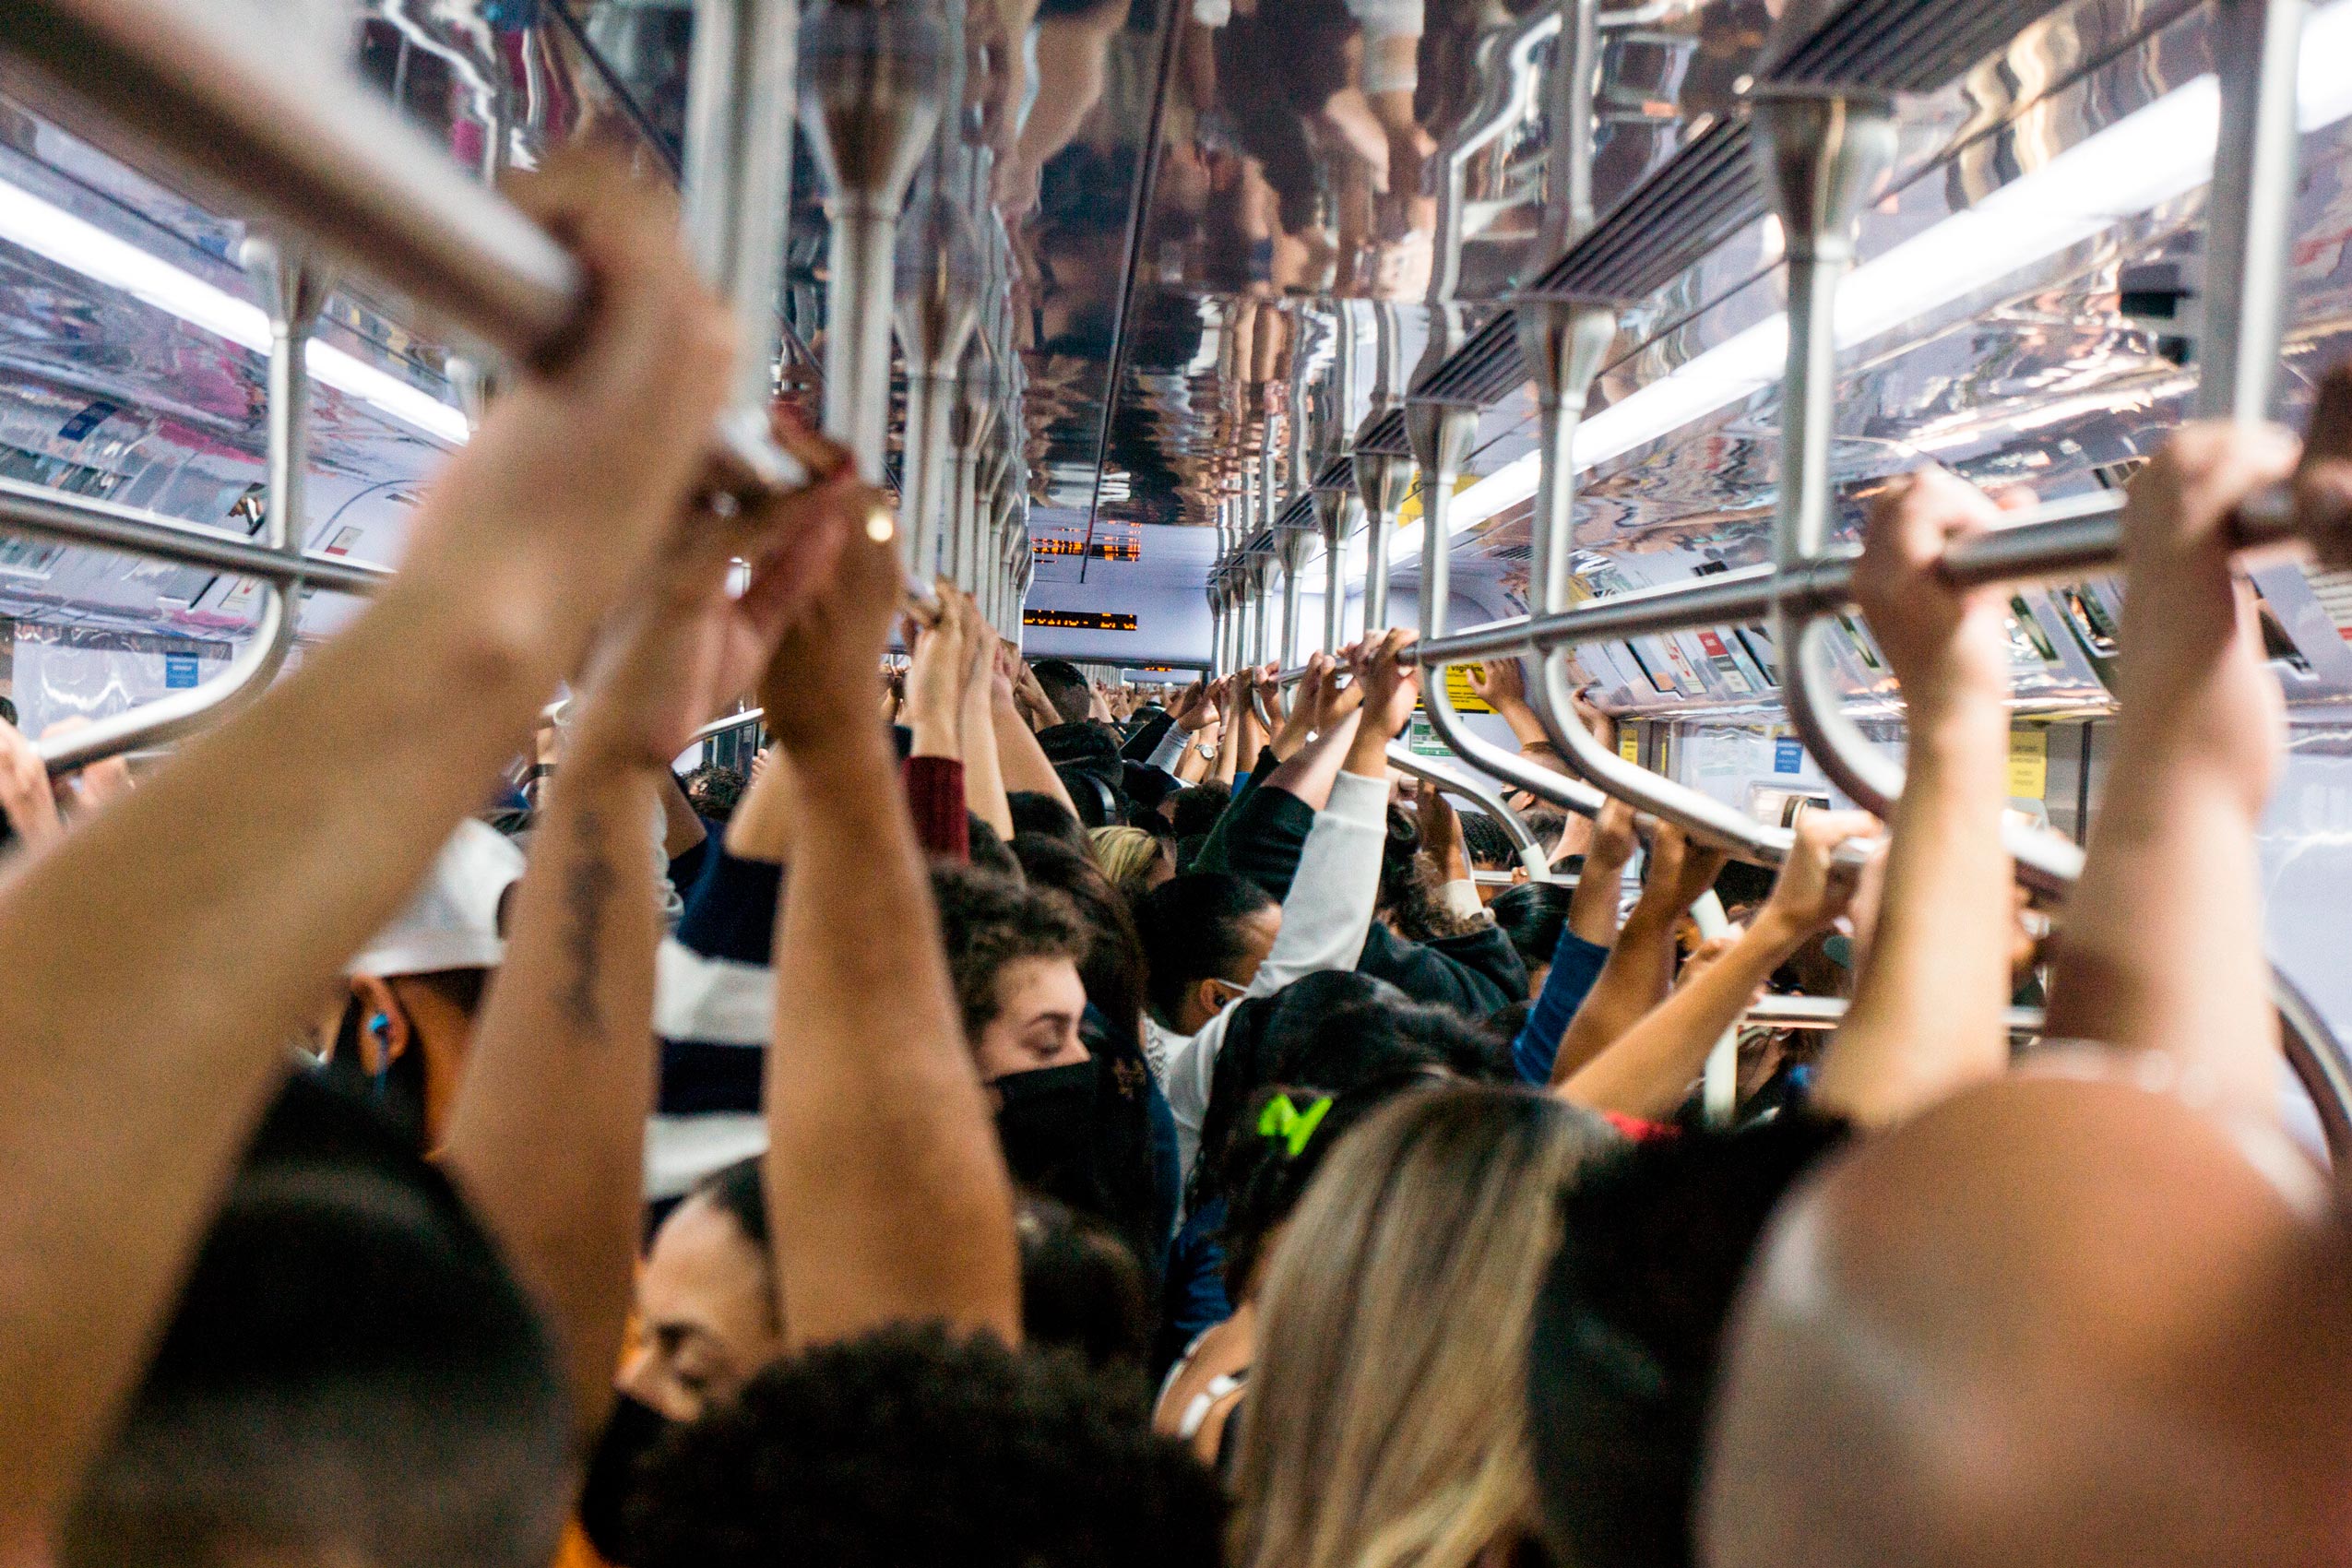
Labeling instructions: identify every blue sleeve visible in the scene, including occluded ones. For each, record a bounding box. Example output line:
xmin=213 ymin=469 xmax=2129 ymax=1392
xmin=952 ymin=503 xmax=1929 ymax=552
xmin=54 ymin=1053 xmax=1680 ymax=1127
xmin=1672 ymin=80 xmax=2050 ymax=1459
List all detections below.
xmin=1512 ymin=927 xmax=1612 ymax=1087
xmin=1146 ymin=1077 xmax=1183 ymax=1251
xmin=1153 ymin=1195 xmax=1234 ymax=1380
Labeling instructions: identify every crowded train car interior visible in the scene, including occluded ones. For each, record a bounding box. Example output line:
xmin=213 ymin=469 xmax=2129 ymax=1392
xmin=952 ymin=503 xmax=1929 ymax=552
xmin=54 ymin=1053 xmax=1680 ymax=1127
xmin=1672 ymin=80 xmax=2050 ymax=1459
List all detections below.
xmin=6 ymin=0 xmax=2352 ymax=1563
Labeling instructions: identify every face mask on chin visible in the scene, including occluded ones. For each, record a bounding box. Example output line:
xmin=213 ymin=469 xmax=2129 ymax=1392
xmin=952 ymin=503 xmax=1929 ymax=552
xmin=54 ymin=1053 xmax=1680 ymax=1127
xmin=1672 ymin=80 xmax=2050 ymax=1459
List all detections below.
xmin=992 ymin=1060 xmax=1102 ymax=1212
xmin=577 ymin=1391 xmax=676 ymax=1563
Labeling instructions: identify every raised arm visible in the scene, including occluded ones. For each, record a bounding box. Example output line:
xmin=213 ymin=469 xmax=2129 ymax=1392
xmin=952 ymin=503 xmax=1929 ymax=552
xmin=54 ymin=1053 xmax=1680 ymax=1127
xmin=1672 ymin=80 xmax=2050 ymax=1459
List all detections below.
xmin=1565 ymin=795 xmax=1637 ymax=947
xmin=1245 ymin=631 xmax=1417 ymax=997
xmin=2041 ymin=423 xmax=2301 ymax=1118
xmin=953 ymin=597 xmax=1015 ymax=842
xmin=1811 ymin=470 xmax=2015 ymax=1125
xmin=1211 ymin=676 xmax=1244 ymax=787
xmin=992 ymin=647 xmax=1080 ymax=816
xmin=1255 ymin=657 xmax=1365 ymax=812
xmin=760 ymin=514 xmax=1020 ymax=1350
xmin=442 ymin=443 xmax=861 ymax=1436
xmin=1562 ymin=811 xmax=1872 ymax=1121
xmin=0 ymin=155 xmax=736 ymax=1544
xmin=1544 ymin=826 xmax=1727 ymax=1088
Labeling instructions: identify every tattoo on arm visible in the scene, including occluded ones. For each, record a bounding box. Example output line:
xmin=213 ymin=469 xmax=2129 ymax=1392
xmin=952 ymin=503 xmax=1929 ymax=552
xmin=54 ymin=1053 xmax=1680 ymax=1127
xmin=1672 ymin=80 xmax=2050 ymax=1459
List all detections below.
xmin=559 ymin=805 xmax=619 ymax=1033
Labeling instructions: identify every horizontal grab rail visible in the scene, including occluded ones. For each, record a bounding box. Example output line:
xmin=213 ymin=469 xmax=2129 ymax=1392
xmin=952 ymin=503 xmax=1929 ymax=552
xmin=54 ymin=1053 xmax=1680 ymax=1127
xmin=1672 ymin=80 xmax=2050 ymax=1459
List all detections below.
xmin=0 ymin=476 xmax=392 ymax=596
xmin=688 ymin=707 xmax=766 ymax=746
xmin=1740 ymin=993 xmax=2046 ymax=1035
xmin=1411 ymin=484 xmax=2312 ymax=667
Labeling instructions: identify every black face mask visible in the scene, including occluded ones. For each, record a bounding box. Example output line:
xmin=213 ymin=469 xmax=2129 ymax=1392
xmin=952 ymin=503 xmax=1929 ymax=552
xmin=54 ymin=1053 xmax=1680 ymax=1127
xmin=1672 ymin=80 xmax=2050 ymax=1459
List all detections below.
xmin=992 ymin=1060 xmax=1101 ymax=1211
xmin=577 ymin=1391 xmax=674 ymax=1564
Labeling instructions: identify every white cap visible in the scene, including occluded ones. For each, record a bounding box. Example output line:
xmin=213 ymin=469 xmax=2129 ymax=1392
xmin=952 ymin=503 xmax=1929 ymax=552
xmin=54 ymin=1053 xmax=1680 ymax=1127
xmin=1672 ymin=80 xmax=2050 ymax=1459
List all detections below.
xmin=348 ymin=820 xmax=526 ymax=977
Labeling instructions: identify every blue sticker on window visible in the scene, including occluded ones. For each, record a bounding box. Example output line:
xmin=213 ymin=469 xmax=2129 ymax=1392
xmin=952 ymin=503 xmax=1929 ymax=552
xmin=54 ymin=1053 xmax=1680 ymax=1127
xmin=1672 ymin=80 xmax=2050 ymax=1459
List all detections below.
xmin=1773 ymin=736 xmax=1803 ymax=774
xmin=164 ymin=653 xmax=200 ymax=690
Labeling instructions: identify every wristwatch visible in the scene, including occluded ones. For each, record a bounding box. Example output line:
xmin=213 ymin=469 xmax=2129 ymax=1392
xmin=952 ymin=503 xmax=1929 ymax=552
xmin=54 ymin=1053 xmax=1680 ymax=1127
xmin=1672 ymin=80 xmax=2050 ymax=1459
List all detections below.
xmin=1195 ymin=740 xmax=1218 ymax=760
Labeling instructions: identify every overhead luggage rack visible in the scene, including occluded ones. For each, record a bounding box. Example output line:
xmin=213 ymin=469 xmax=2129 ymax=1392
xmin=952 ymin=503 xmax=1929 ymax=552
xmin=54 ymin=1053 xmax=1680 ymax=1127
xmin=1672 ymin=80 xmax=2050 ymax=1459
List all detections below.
xmin=1406 ymin=0 xmax=2168 ymax=414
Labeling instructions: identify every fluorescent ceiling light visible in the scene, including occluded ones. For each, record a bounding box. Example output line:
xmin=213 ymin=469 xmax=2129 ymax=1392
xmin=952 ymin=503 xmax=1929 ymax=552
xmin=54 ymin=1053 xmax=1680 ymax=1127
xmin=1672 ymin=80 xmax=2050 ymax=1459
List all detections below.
xmin=0 ymin=179 xmax=469 ymax=445
xmin=1348 ymin=0 xmax=2352 ymax=586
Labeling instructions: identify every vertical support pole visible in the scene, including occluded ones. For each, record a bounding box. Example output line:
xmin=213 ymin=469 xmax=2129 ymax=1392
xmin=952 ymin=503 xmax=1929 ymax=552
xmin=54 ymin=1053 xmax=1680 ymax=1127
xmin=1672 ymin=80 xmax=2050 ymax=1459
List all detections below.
xmin=1407 ymin=395 xmax=1607 ymax=817
xmin=42 ymin=239 xmax=325 ymax=772
xmin=683 ymin=0 xmax=801 ymax=410
xmin=798 ymin=0 xmax=945 ymax=488
xmin=2199 ymin=0 xmax=2305 ymax=422
xmin=1750 ymin=85 xmax=2083 ymax=888
xmin=1316 ymin=490 xmax=1348 ymax=655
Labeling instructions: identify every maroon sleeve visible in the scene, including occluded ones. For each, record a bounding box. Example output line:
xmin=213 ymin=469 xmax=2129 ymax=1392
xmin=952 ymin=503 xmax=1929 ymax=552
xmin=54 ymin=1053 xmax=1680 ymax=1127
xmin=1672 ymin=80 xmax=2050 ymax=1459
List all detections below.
xmin=902 ymin=755 xmax=969 ymax=864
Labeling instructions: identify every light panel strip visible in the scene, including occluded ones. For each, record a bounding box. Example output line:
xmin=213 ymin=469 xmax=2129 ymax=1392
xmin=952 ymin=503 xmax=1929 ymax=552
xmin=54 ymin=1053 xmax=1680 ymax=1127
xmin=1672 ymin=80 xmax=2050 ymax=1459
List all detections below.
xmin=0 ymin=177 xmax=470 ymax=445
xmin=1349 ymin=0 xmax=2352 ymax=585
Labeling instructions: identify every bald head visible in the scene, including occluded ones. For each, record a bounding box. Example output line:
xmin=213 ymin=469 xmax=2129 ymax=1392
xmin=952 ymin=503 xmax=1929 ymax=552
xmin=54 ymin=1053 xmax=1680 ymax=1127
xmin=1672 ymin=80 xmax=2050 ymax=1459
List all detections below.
xmin=1698 ymin=1074 xmax=2352 ymax=1568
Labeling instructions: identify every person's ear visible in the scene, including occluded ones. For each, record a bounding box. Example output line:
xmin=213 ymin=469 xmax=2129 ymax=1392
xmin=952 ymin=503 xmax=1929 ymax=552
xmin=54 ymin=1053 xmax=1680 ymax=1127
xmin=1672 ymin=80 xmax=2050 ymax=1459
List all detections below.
xmin=1192 ymin=976 xmax=1242 ymax=1021
xmin=349 ymin=973 xmax=410 ymax=1075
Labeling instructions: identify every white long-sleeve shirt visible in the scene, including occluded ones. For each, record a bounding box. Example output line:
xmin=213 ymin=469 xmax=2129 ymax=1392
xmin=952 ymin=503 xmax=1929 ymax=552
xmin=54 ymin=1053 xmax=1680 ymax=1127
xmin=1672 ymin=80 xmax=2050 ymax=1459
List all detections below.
xmin=1147 ymin=770 xmax=1391 ymax=1185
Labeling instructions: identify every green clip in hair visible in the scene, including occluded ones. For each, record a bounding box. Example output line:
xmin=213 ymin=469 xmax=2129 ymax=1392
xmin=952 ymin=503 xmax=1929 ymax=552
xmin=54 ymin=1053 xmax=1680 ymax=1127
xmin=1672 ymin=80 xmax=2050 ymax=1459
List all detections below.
xmin=1257 ymin=1093 xmax=1333 ymax=1159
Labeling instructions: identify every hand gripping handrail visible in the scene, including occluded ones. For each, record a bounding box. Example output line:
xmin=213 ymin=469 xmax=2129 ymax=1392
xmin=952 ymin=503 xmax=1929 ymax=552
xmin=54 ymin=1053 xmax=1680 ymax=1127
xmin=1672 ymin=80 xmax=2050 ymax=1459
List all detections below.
xmin=1384 ymin=742 xmax=1559 ymax=883
xmin=4 ymin=0 xmax=970 ymax=624
xmin=37 ymin=238 xmax=321 ymax=774
xmin=1408 ymin=484 xmax=2322 ymax=665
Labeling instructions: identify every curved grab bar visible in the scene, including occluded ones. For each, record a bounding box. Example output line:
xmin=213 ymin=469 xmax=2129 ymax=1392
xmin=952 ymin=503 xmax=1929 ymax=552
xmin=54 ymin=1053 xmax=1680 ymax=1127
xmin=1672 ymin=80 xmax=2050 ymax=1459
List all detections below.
xmin=1748 ymin=87 xmax=2081 ymax=891
xmin=2275 ymin=966 xmax=2352 ymax=1167
xmin=1512 ymin=296 xmax=1795 ymax=861
xmin=38 ymin=239 xmax=322 ymax=775
xmin=1384 ymin=742 xmax=1558 ymax=883
xmin=688 ymin=707 xmax=766 ymax=747
xmin=1408 ymin=398 xmax=1608 ymax=821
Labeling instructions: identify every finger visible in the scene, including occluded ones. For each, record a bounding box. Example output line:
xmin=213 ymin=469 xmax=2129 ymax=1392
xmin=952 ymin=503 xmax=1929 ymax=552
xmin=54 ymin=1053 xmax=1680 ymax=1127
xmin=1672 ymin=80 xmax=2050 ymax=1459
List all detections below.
xmin=768 ymin=402 xmax=852 ymax=483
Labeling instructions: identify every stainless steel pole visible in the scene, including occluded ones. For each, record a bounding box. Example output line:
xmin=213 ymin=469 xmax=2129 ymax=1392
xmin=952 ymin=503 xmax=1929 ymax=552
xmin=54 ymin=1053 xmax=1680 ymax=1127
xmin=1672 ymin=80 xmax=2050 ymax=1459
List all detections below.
xmin=40 ymin=238 xmax=323 ymax=773
xmin=1408 ymin=386 xmax=1609 ymax=819
xmin=2200 ymin=0 xmax=2306 ymax=423
xmin=682 ymin=0 xmax=801 ymax=410
xmin=1750 ymin=84 xmax=2085 ymax=889
xmin=798 ymin=0 xmax=944 ymax=483
xmin=1354 ymin=300 xmax=1408 ymax=632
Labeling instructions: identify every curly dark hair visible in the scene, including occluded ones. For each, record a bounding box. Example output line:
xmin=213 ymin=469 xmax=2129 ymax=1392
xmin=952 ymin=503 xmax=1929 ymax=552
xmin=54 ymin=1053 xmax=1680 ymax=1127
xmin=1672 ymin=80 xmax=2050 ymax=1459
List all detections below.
xmin=931 ymin=865 xmax=1089 ymax=1044
xmin=681 ymin=764 xmax=749 ymax=824
xmin=626 ymin=1323 xmax=1228 ymax=1568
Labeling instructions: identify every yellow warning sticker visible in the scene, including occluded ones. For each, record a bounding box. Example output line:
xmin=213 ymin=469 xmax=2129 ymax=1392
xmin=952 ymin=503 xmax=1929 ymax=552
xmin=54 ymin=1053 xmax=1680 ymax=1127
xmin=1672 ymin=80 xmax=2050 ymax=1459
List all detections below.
xmin=1620 ymin=725 xmax=1640 ymax=765
xmin=2008 ymin=727 xmax=2049 ymax=800
xmin=1443 ymin=664 xmax=1492 ymax=713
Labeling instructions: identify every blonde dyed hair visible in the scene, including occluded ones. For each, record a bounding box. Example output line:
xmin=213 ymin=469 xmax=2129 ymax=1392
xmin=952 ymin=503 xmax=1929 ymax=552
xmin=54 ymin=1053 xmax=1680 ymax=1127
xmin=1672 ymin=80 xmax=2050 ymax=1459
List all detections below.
xmin=1230 ymin=1083 xmax=1619 ymax=1568
xmin=1089 ymin=825 xmax=1166 ymax=898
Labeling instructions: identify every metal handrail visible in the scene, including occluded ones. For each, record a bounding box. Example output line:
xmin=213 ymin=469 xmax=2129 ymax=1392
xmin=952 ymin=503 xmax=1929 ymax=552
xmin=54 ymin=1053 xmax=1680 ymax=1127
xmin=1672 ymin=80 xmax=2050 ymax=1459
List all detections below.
xmin=1751 ymin=83 xmax=2089 ymax=891
xmin=1407 ymin=488 xmax=2317 ymax=665
xmin=1385 ymin=742 xmax=1558 ymax=883
xmin=1733 ymin=993 xmax=2047 ymax=1035
xmin=38 ymin=239 xmax=320 ymax=774
xmin=1412 ymin=392 xmax=1611 ymax=822
xmin=0 ymin=477 xmax=392 ymax=598
xmin=689 ymin=707 xmax=766 ymax=746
